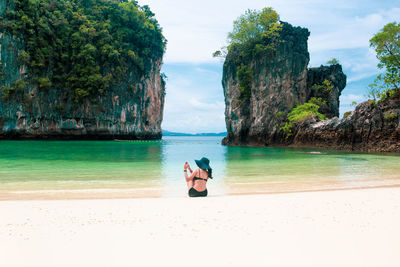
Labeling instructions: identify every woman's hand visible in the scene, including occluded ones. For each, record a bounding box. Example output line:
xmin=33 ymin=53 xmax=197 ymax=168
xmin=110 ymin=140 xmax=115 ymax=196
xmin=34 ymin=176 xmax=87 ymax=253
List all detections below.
xmin=184 ymin=162 xmax=193 ymax=173
xmin=187 ymin=163 xmax=193 ymax=173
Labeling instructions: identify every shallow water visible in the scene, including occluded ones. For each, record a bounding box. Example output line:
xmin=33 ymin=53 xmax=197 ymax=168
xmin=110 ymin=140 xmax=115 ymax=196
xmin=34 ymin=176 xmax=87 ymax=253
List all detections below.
xmin=1 ymin=136 xmax=400 ymax=199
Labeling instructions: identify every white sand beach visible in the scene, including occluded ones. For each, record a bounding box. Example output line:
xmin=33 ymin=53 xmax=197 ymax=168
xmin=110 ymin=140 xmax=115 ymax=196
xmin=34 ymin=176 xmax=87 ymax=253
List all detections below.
xmin=1 ymin=187 xmax=400 ymax=267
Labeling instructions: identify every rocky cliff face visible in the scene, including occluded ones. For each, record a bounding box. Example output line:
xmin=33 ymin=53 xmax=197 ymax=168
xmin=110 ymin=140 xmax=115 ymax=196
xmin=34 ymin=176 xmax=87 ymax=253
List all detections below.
xmin=290 ymin=97 xmax=400 ymax=152
xmin=0 ymin=1 xmax=165 ymax=140
xmin=222 ymin=22 xmax=346 ymax=146
xmin=307 ymin=65 xmax=347 ymax=118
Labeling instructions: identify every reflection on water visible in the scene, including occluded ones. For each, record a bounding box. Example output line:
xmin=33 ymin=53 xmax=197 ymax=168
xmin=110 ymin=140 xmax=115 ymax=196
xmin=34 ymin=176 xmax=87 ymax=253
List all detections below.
xmin=0 ymin=141 xmax=164 ymax=191
xmin=0 ymin=137 xmax=400 ymax=199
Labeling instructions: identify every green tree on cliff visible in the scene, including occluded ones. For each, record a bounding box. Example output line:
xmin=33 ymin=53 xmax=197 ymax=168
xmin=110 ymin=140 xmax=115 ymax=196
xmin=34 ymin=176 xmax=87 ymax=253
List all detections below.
xmin=213 ymin=7 xmax=282 ymax=59
xmin=327 ymin=58 xmax=339 ymax=65
xmin=214 ymin=7 xmax=283 ymax=102
xmin=368 ymin=22 xmax=400 ymax=100
xmin=227 ymin=7 xmax=280 ymax=46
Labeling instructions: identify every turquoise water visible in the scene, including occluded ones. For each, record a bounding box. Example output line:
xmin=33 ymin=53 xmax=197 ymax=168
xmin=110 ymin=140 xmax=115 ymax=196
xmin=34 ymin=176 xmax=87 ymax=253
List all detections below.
xmin=1 ymin=136 xmax=400 ymax=198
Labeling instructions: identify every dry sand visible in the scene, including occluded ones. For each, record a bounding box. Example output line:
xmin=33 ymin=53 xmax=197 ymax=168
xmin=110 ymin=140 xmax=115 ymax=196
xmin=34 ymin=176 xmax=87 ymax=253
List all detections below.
xmin=1 ymin=187 xmax=400 ymax=267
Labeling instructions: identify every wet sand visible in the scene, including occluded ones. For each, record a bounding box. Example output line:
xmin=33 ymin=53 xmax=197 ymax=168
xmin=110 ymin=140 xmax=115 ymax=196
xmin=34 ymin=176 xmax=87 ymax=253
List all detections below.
xmin=1 ymin=187 xmax=400 ymax=267
xmin=1 ymin=178 xmax=400 ymax=200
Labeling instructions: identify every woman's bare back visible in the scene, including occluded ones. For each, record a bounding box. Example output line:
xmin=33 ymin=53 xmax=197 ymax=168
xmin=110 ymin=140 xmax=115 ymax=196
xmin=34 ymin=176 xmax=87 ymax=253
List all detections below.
xmin=192 ymin=168 xmax=208 ymax=192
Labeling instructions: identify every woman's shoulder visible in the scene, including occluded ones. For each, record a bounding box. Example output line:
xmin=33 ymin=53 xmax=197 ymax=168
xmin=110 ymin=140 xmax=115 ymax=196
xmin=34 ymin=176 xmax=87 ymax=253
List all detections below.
xmin=194 ymin=168 xmax=203 ymax=176
xmin=198 ymin=168 xmax=208 ymax=177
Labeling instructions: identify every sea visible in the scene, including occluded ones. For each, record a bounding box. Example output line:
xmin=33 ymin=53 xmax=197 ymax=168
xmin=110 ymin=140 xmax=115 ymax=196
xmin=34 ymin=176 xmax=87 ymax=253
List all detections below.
xmin=1 ymin=136 xmax=400 ymax=199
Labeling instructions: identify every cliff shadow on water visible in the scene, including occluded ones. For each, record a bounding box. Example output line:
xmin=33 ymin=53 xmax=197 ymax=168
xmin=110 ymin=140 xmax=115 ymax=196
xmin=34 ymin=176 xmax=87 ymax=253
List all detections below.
xmin=0 ymin=0 xmax=166 ymax=140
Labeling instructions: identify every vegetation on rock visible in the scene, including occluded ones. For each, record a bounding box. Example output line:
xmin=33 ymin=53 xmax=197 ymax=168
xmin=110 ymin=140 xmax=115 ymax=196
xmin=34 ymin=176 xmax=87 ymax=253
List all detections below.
xmin=310 ymin=79 xmax=334 ymax=94
xmin=368 ymin=22 xmax=400 ymax=101
xmin=384 ymin=112 xmax=398 ymax=120
xmin=221 ymin=10 xmax=347 ymax=147
xmin=326 ymin=58 xmax=339 ymax=65
xmin=236 ymin=64 xmax=253 ymax=101
xmin=281 ymin=101 xmax=327 ymax=137
xmin=1 ymin=85 xmax=14 ymax=100
xmin=227 ymin=8 xmax=281 ymax=47
xmin=343 ymin=111 xmax=352 ymax=118
xmin=215 ymin=7 xmax=282 ymax=102
xmin=224 ymin=8 xmax=283 ymax=62
xmin=0 ymin=0 xmax=166 ymax=103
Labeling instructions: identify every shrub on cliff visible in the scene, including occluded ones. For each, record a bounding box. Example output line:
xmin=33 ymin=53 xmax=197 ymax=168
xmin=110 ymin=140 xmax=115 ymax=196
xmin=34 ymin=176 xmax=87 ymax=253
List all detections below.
xmin=1 ymin=86 xmax=15 ymax=101
xmin=13 ymin=79 xmax=27 ymax=93
xmin=38 ymin=77 xmax=52 ymax=92
xmin=0 ymin=0 xmax=166 ymax=103
xmin=237 ymin=64 xmax=253 ymax=101
xmin=343 ymin=111 xmax=352 ymax=118
xmin=327 ymin=58 xmax=339 ymax=65
xmin=310 ymin=79 xmax=334 ymax=94
xmin=281 ymin=102 xmax=327 ymax=137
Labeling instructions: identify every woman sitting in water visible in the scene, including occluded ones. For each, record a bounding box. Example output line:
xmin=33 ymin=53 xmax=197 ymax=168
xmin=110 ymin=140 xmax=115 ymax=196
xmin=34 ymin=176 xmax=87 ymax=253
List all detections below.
xmin=184 ymin=157 xmax=212 ymax=197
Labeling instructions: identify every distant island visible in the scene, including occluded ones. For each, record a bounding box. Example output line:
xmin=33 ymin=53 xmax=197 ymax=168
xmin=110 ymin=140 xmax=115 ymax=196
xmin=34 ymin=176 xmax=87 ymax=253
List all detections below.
xmin=162 ymin=130 xmax=227 ymax=136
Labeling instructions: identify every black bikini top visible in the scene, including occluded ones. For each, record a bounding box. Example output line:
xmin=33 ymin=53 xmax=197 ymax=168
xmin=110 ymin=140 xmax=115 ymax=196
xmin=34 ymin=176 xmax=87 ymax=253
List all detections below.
xmin=193 ymin=169 xmax=208 ymax=182
xmin=193 ymin=177 xmax=208 ymax=182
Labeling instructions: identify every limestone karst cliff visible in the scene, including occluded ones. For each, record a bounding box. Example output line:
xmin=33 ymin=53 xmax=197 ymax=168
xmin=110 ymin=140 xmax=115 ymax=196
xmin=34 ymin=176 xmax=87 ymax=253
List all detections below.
xmin=222 ymin=22 xmax=346 ymax=146
xmin=221 ymin=20 xmax=400 ymax=152
xmin=0 ymin=0 xmax=165 ymax=139
xmin=307 ymin=64 xmax=346 ymax=119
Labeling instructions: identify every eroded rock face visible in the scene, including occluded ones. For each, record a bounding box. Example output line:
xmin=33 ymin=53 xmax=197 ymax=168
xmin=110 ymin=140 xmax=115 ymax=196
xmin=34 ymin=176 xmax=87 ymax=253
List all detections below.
xmin=307 ymin=64 xmax=347 ymax=118
xmin=291 ymin=98 xmax=400 ymax=152
xmin=223 ymin=23 xmax=310 ymax=145
xmin=0 ymin=5 xmax=165 ymax=140
xmin=222 ymin=22 xmax=346 ymax=146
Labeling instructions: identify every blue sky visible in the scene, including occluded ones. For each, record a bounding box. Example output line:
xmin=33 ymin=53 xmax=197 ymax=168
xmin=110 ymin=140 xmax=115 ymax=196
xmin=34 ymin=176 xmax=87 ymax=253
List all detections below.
xmin=137 ymin=0 xmax=400 ymax=133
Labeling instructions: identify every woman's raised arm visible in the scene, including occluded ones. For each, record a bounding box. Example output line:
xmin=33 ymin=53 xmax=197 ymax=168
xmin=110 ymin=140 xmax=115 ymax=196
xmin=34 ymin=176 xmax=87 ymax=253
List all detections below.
xmin=184 ymin=163 xmax=197 ymax=181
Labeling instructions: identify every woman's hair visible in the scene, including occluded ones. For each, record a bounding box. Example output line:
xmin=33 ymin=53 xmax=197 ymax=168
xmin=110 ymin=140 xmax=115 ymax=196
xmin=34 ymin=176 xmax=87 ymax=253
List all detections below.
xmin=207 ymin=168 xmax=213 ymax=179
xmin=200 ymin=167 xmax=213 ymax=179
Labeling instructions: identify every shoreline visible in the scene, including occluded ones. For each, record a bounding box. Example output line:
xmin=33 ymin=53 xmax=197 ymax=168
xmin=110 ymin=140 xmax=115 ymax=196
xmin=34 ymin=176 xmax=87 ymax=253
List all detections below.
xmin=1 ymin=186 xmax=400 ymax=267
xmin=222 ymin=140 xmax=400 ymax=155
xmin=2 ymin=182 xmax=400 ymax=201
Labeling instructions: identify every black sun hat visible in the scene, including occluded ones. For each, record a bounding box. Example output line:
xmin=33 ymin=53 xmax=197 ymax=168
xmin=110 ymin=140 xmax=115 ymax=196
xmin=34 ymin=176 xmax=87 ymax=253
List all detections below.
xmin=195 ymin=157 xmax=211 ymax=170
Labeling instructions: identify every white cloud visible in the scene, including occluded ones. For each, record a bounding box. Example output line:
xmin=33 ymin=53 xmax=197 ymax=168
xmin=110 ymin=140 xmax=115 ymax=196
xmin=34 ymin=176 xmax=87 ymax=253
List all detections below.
xmin=135 ymin=0 xmax=399 ymax=132
xmin=188 ymin=98 xmax=225 ymax=111
xmin=139 ymin=0 xmax=399 ymax=64
xmin=162 ymin=101 xmax=226 ymax=133
xmin=160 ymin=64 xmax=226 ymax=133
xmin=346 ymin=72 xmax=377 ymax=84
xmin=308 ymin=8 xmax=400 ymax=53
xmin=138 ymin=0 xmax=251 ymax=63
xmin=339 ymin=94 xmax=370 ymax=117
